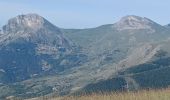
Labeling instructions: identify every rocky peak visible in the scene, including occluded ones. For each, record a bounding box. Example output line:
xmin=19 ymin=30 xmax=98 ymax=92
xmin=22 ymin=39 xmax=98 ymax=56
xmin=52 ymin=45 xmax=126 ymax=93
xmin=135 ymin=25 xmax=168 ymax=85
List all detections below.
xmin=0 ymin=14 xmax=71 ymax=49
xmin=113 ymin=15 xmax=155 ymax=31
xmin=2 ymin=13 xmax=45 ymax=34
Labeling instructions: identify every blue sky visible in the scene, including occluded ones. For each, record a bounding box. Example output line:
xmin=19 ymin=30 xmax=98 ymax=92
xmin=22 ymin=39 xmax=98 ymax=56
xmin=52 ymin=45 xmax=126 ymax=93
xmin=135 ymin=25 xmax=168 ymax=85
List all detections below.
xmin=0 ymin=0 xmax=170 ymax=28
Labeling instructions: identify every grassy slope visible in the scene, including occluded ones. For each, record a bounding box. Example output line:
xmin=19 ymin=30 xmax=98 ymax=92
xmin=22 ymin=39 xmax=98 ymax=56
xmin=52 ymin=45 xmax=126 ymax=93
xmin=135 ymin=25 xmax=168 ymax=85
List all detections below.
xmin=28 ymin=89 xmax=170 ymax=100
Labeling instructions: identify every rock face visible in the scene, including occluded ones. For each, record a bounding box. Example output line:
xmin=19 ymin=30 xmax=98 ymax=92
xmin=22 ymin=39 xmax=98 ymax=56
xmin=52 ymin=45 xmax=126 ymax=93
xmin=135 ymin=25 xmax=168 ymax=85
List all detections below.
xmin=1 ymin=14 xmax=70 ymax=47
xmin=3 ymin=14 xmax=44 ymax=33
xmin=0 ymin=14 xmax=82 ymax=83
xmin=113 ymin=15 xmax=157 ymax=31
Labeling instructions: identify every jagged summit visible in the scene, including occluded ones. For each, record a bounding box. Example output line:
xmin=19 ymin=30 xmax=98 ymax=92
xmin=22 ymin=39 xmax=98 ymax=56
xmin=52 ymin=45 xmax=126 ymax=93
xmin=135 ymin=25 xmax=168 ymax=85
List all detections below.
xmin=113 ymin=15 xmax=157 ymax=31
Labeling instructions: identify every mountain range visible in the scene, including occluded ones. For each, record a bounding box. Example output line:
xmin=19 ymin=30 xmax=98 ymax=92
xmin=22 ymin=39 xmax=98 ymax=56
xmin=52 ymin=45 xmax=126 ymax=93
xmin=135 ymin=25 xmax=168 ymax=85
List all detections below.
xmin=1 ymin=14 xmax=170 ymax=99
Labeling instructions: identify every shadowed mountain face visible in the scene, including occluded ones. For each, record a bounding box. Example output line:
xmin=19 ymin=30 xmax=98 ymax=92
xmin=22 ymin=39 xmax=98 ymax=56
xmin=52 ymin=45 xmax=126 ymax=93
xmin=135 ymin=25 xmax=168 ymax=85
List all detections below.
xmin=0 ymin=14 xmax=86 ymax=83
xmin=1 ymin=14 xmax=170 ymax=99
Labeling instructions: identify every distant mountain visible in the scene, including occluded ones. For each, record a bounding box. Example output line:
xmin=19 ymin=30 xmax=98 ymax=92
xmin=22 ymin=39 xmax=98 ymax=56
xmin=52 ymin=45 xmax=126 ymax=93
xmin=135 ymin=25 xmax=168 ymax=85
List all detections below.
xmin=63 ymin=15 xmax=167 ymax=59
xmin=1 ymin=14 xmax=170 ymax=99
xmin=113 ymin=15 xmax=160 ymax=30
xmin=62 ymin=15 xmax=170 ymax=94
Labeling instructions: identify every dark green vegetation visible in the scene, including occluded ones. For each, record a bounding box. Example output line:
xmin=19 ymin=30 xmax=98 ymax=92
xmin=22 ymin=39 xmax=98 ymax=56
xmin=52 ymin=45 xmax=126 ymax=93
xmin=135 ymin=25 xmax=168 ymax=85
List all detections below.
xmin=80 ymin=57 xmax=170 ymax=94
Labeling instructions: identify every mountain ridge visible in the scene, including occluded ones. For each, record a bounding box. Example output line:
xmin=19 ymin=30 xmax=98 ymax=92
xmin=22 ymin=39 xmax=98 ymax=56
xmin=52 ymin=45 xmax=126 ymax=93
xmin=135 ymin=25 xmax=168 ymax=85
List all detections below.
xmin=0 ymin=14 xmax=170 ymax=99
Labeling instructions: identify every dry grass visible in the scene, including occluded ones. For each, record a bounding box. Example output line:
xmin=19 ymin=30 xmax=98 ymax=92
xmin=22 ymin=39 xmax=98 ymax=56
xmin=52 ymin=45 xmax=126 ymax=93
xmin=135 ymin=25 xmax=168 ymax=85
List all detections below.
xmin=28 ymin=89 xmax=170 ymax=100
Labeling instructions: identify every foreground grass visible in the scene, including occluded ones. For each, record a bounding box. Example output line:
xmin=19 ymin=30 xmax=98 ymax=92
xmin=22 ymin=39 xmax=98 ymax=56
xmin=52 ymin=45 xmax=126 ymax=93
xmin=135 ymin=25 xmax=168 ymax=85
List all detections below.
xmin=28 ymin=89 xmax=170 ymax=100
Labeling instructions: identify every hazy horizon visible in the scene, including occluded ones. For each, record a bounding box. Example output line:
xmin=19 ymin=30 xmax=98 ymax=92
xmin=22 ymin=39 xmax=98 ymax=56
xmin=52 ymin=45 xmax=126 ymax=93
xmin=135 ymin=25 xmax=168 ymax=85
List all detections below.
xmin=0 ymin=0 xmax=170 ymax=28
